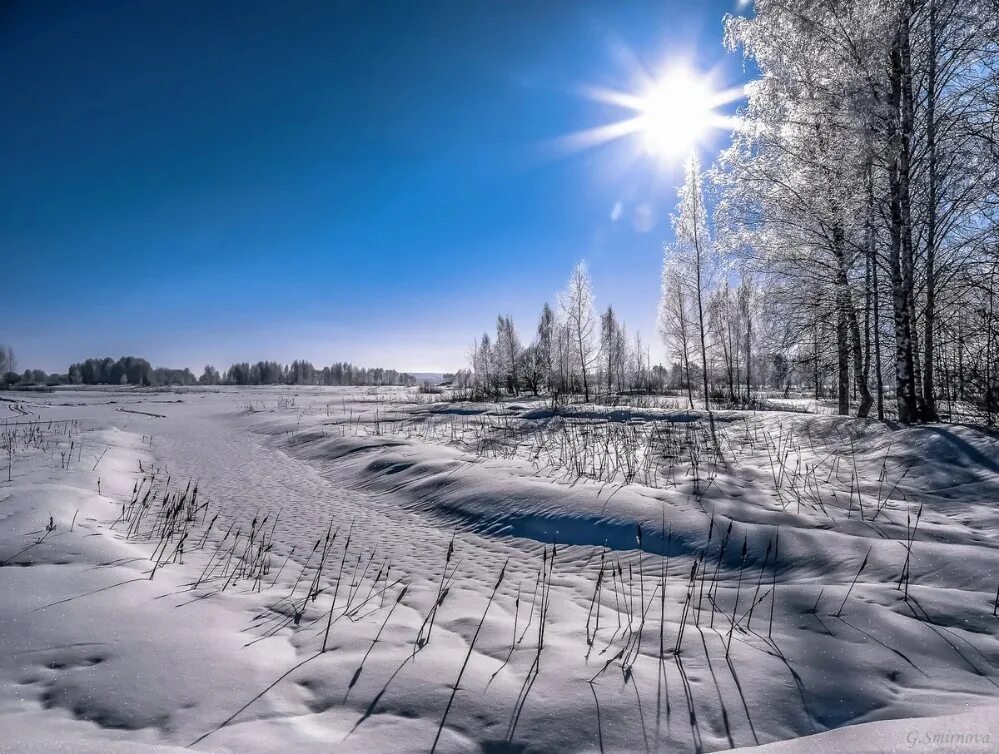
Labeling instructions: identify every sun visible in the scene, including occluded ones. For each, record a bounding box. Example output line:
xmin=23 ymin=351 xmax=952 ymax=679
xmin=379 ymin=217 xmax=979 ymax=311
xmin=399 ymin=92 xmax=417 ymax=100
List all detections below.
xmin=636 ymin=71 xmax=714 ymax=158
xmin=563 ymin=64 xmax=743 ymax=163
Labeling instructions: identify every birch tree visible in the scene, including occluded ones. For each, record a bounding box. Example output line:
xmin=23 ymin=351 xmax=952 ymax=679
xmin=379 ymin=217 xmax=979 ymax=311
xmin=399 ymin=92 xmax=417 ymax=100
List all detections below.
xmin=495 ymin=315 xmax=522 ymax=395
xmin=559 ymin=262 xmax=598 ymax=402
xmin=671 ymin=155 xmax=714 ymax=410
xmin=659 ymin=258 xmax=696 ymax=408
xmin=536 ymin=303 xmax=556 ymax=394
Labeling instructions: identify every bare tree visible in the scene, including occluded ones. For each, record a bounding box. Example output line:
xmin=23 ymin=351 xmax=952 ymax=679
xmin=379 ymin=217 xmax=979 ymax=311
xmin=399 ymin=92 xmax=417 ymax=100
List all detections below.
xmin=659 ymin=257 xmax=696 ymax=408
xmin=672 ymin=156 xmax=713 ymax=410
xmin=495 ymin=315 xmax=522 ymax=395
xmin=559 ymin=261 xmax=598 ymax=402
xmin=1 ymin=347 xmax=15 ymax=386
xmin=600 ymin=305 xmax=628 ymax=396
xmin=536 ymin=303 xmax=556 ymax=394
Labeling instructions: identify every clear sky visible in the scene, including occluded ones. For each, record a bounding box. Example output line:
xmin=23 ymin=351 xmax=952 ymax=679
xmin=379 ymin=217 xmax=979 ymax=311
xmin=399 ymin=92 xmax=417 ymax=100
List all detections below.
xmin=2 ymin=0 xmax=751 ymax=375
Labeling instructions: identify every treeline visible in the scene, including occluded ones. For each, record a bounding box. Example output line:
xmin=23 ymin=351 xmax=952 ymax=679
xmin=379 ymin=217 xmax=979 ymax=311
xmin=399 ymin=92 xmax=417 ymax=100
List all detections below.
xmin=62 ymin=356 xmax=416 ymax=386
xmin=0 ymin=353 xmax=196 ymax=389
xmin=465 ymin=263 xmax=672 ymax=404
xmin=212 ymin=360 xmax=416 ymax=387
xmin=66 ymin=357 xmax=196 ymax=386
xmin=465 ymin=262 xmax=791 ymax=406
xmin=4 ymin=356 xmax=418 ymax=388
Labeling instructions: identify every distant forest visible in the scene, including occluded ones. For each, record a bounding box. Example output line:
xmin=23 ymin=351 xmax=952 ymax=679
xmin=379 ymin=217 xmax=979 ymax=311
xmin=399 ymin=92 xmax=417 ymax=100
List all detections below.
xmin=0 ymin=352 xmax=417 ymax=388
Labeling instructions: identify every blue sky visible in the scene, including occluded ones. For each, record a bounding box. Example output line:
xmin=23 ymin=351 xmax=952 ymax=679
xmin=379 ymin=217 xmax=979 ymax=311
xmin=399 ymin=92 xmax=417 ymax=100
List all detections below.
xmin=2 ymin=0 xmax=750 ymax=374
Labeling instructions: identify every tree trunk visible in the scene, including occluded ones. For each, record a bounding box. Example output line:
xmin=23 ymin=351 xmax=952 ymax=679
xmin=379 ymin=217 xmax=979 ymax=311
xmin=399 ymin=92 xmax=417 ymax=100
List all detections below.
xmin=691 ymin=170 xmax=710 ymax=412
xmin=607 ymin=337 xmax=613 ymax=396
xmin=814 ymin=320 xmax=821 ymax=402
xmin=678 ymin=288 xmax=695 ymax=409
xmin=868 ymin=166 xmax=886 ymax=421
xmin=683 ymin=351 xmax=694 ymax=410
xmin=837 ymin=304 xmax=850 ymax=416
xmin=987 ymin=263 xmax=997 ymax=427
xmin=848 ymin=294 xmax=874 ymax=418
xmin=890 ymin=16 xmax=919 ymax=424
xmin=833 ymin=218 xmax=873 ymax=419
xmin=872 ymin=254 xmax=885 ymax=421
xmin=863 ymin=235 xmax=874 ymax=414
xmin=901 ymin=4 xmax=926 ymax=420
xmin=957 ymin=313 xmax=965 ymax=401
xmin=727 ymin=318 xmax=736 ymax=401
xmin=921 ymin=0 xmax=940 ymax=421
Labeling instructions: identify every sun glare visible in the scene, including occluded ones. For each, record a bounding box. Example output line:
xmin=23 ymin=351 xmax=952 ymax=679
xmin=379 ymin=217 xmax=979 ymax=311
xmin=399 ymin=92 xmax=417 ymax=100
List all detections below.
xmin=565 ymin=64 xmax=744 ymax=164
xmin=637 ymin=71 xmax=713 ymax=158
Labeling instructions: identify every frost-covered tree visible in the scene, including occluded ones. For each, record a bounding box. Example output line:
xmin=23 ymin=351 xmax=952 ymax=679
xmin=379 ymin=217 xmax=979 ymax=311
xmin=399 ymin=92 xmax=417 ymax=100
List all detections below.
xmin=495 ymin=315 xmax=522 ymax=395
xmin=630 ymin=331 xmax=651 ymax=393
xmin=658 ymin=257 xmax=696 ymax=408
xmin=559 ymin=261 xmax=598 ymax=402
xmin=737 ymin=278 xmax=756 ymax=400
xmin=720 ymin=0 xmax=890 ymax=418
xmin=472 ymin=333 xmax=498 ymax=400
xmin=720 ymin=0 xmax=998 ymax=422
xmin=670 ymin=156 xmax=714 ymax=409
xmin=536 ymin=303 xmax=556 ymax=394
xmin=519 ymin=344 xmax=544 ymax=396
xmin=0 ymin=346 xmax=12 ymax=386
xmin=199 ymin=365 xmax=221 ymax=385
xmin=599 ymin=306 xmax=628 ymax=396
xmin=708 ymin=282 xmax=740 ymax=402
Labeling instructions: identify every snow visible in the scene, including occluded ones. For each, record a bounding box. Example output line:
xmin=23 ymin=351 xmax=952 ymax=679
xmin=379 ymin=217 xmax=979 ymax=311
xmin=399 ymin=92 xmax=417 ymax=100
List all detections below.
xmin=1 ymin=385 xmax=998 ymax=752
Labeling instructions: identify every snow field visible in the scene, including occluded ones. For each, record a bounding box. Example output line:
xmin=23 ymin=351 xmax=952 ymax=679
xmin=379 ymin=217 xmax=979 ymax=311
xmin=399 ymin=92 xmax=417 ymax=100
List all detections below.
xmin=1 ymin=385 xmax=998 ymax=753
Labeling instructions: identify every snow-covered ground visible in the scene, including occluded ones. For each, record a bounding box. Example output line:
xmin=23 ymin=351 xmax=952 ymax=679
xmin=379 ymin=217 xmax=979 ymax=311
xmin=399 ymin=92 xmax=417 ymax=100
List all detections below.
xmin=1 ymin=386 xmax=998 ymax=753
